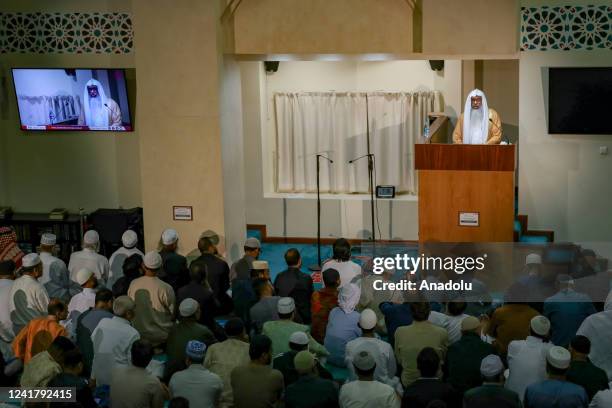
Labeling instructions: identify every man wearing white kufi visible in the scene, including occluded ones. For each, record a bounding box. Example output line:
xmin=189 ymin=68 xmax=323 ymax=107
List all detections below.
xmin=108 ymin=230 xmax=144 ymax=287
xmin=68 ymin=230 xmax=110 ymax=287
xmin=452 ymin=89 xmax=503 ymax=144
xmin=77 ymin=78 xmax=122 ymax=127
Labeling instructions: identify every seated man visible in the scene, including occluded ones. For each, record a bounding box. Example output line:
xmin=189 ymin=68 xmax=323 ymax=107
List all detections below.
xmin=402 ymin=347 xmax=459 ymax=408
xmin=169 ymin=340 xmax=223 ymax=408
xmin=524 ymin=346 xmax=588 ymax=408
xmin=273 ymin=331 xmax=332 ymax=388
xmin=48 ymin=349 xmax=97 ymax=408
xmin=231 ymin=335 xmax=284 ymax=408
xmin=250 ymin=278 xmax=280 ymax=335
xmin=463 ymin=355 xmax=521 ymax=408
xmin=110 ymin=340 xmax=168 ymax=408
xmin=340 ymin=350 xmax=400 ymax=408
xmin=285 ymin=350 xmax=339 ymax=408
xmin=263 ymin=297 xmax=328 ymax=358
xmin=452 ymin=89 xmax=502 ymax=145
xmin=165 ymin=298 xmax=217 ymax=380
xmin=13 ymin=299 xmax=68 ymax=363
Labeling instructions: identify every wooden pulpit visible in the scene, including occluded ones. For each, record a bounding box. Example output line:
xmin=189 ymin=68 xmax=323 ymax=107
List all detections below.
xmin=415 ymin=144 xmax=516 ymax=243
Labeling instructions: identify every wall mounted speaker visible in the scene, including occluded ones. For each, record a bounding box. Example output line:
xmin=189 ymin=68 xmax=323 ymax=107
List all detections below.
xmin=264 ymin=61 xmax=279 ymax=74
xmin=429 ymin=60 xmax=444 ymax=71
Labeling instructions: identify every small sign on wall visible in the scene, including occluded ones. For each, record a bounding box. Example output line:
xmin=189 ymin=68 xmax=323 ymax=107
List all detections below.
xmin=459 ymin=211 xmax=479 ymax=227
xmin=173 ymin=206 xmax=193 ymax=221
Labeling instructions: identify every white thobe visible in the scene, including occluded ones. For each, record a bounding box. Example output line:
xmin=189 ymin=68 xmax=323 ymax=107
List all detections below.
xmin=322 ymin=260 xmax=362 ymax=289
xmin=107 ymin=246 xmax=144 ymax=286
xmin=0 ymin=278 xmax=15 ymax=341
xmin=505 ymin=336 xmax=553 ymax=401
xmin=8 ymin=275 xmax=49 ymax=334
xmin=91 ymin=316 xmax=140 ymax=386
xmin=345 ymin=337 xmax=398 ymax=388
xmin=339 ymin=380 xmax=400 ymax=408
xmin=68 ymin=248 xmax=110 ymax=286
xmin=67 ymin=287 xmax=96 ymax=328
xmin=39 ymin=252 xmax=68 ymax=285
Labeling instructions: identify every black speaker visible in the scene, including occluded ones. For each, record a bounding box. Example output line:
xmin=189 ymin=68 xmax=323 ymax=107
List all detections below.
xmin=264 ymin=61 xmax=279 ymax=74
xmin=429 ymin=60 xmax=444 ymax=71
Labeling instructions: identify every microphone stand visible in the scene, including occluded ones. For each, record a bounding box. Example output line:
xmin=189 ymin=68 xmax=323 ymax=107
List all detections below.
xmin=348 ymin=153 xmax=376 ymax=251
xmin=315 ymin=154 xmax=333 ymax=269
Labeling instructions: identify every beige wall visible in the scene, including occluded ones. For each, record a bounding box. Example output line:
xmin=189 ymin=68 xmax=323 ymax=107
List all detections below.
xmin=0 ymin=0 xmax=141 ymax=214
xmin=133 ymin=0 xmax=229 ymax=252
xmin=482 ymin=60 xmax=519 ymax=142
xmin=519 ymin=50 xmax=612 ymax=242
xmin=232 ymin=0 xmax=414 ymax=54
xmin=241 ymin=60 xmax=463 ymax=240
xmin=422 ymin=0 xmax=519 ymax=55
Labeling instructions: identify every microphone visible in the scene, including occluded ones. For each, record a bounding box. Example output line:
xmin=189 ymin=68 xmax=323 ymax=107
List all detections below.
xmin=348 ymin=153 xmax=373 ymax=164
xmin=317 ymin=154 xmax=333 ymax=164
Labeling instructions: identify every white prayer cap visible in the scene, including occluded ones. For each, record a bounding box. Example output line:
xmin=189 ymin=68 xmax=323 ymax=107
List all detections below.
xmin=75 ymin=268 xmax=94 ymax=286
xmin=353 ymin=350 xmax=376 ymax=371
xmin=122 ymin=230 xmax=138 ymax=248
xmin=278 ymin=297 xmax=295 ymax=314
xmin=161 ymin=228 xmax=178 ymax=245
xmin=547 ymin=346 xmax=571 ymax=369
xmin=289 ymin=331 xmax=309 ymax=346
xmin=83 ymin=230 xmax=99 ymax=245
xmin=40 ymin=233 xmax=57 ymax=246
xmin=143 ymin=251 xmax=162 ymax=269
xmin=480 ymin=354 xmax=504 ymax=377
xmin=113 ymin=295 xmax=135 ymax=316
xmin=359 ymin=309 xmax=377 ymax=330
xmin=22 ymin=253 xmax=41 ymax=268
xmin=252 ymin=260 xmax=269 ymax=270
xmin=526 ymin=253 xmax=542 ymax=265
xmin=179 ymin=298 xmax=199 ymax=317
xmin=530 ymin=315 xmax=551 ymax=336
xmin=244 ymin=237 xmax=261 ymax=249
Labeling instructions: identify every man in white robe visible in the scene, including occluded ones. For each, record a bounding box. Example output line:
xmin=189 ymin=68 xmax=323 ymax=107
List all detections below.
xmin=8 ymin=253 xmax=50 ymax=335
xmin=452 ymin=89 xmax=503 ymax=144
xmin=77 ymin=79 xmax=122 ymax=128
xmin=68 ymin=230 xmax=110 ymax=287
xmin=38 ymin=233 xmax=68 ymax=286
xmin=576 ymin=295 xmax=612 ymax=380
xmin=108 ymin=230 xmax=144 ymax=287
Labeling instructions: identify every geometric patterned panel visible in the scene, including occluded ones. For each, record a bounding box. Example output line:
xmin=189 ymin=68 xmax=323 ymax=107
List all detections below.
xmin=521 ymin=5 xmax=612 ymax=50
xmin=0 ymin=12 xmax=133 ymax=54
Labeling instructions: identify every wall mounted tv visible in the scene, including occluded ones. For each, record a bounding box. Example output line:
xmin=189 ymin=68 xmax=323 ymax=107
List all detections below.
xmin=548 ymin=67 xmax=612 ymax=135
xmin=12 ymin=68 xmax=133 ymax=131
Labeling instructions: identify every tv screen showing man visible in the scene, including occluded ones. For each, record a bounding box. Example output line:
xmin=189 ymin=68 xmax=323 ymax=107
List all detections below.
xmin=12 ymin=68 xmax=133 ymax=132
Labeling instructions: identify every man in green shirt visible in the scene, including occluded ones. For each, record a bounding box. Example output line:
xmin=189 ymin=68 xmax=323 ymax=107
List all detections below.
xmin=262 ymin=297 xmax=328 ymax=358
xmin=566 ymin=335 xmax=609 ymax=400
xmin=445 ymin=316 xmax=496 ymax=395
xmin=165 ymin=298 xmax=217 ymax=380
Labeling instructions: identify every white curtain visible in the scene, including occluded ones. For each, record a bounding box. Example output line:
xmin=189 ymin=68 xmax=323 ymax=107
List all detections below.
xmin=275 ymin=91 xmax=441 ymax=194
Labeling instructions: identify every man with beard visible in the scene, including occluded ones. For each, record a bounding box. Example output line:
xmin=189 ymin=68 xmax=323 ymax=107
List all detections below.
xmin=452 ymin=89 xmax=502 ymax=144
xmin=78 ymin=79 xmax=122 ymax=127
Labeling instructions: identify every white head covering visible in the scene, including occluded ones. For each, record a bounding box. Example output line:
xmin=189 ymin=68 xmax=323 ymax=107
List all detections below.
xmin=122 ymin=230 xmax=138 ymax=249
xmin=161 ymin=229 xmax=179 ymax=245
xmin=462 ymin=89 xmax=489 ymax=145
xmin=82 ymin=79 xmax=109 ymax=127
xmin=40 ymin=233 xmax=57 ymax=246
xmin=338 ymin=283 xmax=361 ymax=314
xmin=83 ymin=230 xmax=100 ymax=246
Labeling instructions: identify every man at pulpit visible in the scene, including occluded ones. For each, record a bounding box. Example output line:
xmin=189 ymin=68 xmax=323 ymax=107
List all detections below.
xmin=452 ymin=89 xmax=502 ymax=145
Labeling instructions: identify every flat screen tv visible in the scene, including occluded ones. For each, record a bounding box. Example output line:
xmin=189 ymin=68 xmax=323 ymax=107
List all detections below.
xmin=12 ymin=68 xmax=133 ymax=131
xmin=548 ymin=67 xmax=612 ymax=135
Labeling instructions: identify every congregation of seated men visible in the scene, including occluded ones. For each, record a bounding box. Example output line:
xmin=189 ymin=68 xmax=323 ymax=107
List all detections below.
xmin=0 ymin=224 xmax=610 ymax=408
